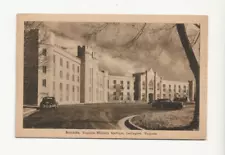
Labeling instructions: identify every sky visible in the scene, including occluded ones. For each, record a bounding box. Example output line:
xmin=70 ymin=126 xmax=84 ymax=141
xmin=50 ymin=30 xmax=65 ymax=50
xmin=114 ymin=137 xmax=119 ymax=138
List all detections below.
xmin=43 ymin=22 xmax=200 ymax=81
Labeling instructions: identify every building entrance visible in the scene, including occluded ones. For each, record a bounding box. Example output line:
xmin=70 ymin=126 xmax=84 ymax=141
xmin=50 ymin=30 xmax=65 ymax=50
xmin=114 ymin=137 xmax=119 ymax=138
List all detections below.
xmin=148 ymin=93 xmax=154 ymax=103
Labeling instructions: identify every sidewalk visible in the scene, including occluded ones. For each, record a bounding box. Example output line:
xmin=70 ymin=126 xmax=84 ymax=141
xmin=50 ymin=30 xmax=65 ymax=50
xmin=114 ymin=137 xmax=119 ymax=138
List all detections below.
xmin=23 ymin=105 xmax=39 ymax=117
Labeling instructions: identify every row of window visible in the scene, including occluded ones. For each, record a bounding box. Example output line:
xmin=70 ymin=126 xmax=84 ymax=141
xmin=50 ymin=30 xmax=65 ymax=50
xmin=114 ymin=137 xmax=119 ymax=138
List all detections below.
xmin=113 ymin=96 xmax=131 ymax=100
xmin=113 ymin=80 xmax=130 ymax=85
xmin=163 ymin=84 xmax=187 ymax=89
xmin=42 ymin=48 xmax=80 ymax=73
xmin=54 ymin=55 xmax=80 ymax=73
xmin=42 ymin=80 xmax=80 ymax=102
xmin=163 ymin=88 xmax=188 ymax=93
xmin=59 ymin=71 xmax=80 ymax=82
xmin=113 ymin=92 xmax=131 ymax=96
xmin=113 ymin=80 xmax=131 ymax=90
xmin=42 ymin=79 xmax=80 ymax=92
xmin=57 ymin=92 xmax=80 ymax=102
xmin=42 ymin=65 xmax=80 ymax=82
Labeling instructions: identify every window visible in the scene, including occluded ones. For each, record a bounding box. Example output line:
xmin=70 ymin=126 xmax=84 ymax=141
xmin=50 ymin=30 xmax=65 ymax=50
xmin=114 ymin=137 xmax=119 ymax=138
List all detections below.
xmin=163 ymin=84 xmax=166 ymax=88
xmin=72 ymin=85 xmax=75 ymax=92
xmin=42 ymin=79 xmax=46 ymax=87
xmin=66 ymin=84 xmax=69 ymax=91
xmin=53 ymin=55 xmax=55 ymax=63
xmin=53 ymin=67 xmax=55 ymax=76
xmin=108 ymin=80 xmax=109 ymax=88
xmin=72 ymin=75 xmax=75 ymax=81
xmin=149 ymin=80 xmax=153 ymax=89
xmin=60 ymin=58 xmax=63 ymax=66
xmin=121 ymin=96 xmax=123 ymax=100
xmin=60 ymin=71 xmax=63 ymax=78
xmin=60 ymin=83 xmax=63 ymax=91
xmin=113 ymin=80 xmax=116 ymax=84
xmin=89 ymin=87 xmax=92 ymax=101
xmin=120 ymin=81 xmax=123 ymax=84
xmin=163 ymin=88 xmax=166 ymax=92
xmin=77 ymin=66 xmax=80 ymax=73
xmin=96 ymin=88 xmax=99 ymax=100
xmin=53 ymin=81 xmax=55 ymax=90
xmin=77 ymin=76 xmax=80 ymax=82
xmin=42 ymin=66 xmax=47 ymax=73
xmin=127 ymin=92 xmax=130 ymax=100
xmin=66 ymin=73 xmax=69 ymax=80
xmin=163 ymin=94 xmax=166 ymax=98
xmin=77 ymin=86 xmax=79 ymax=101
xmin=42 ymin=49 xmax=47 ymax=56
xmin=143 ymin=85 xmax=145 ymax=90
xmin=66 ymin=61 xmax=69 ymax=69
xmin=157 ymin=83 xmax=160 ymax=90
xmin=169 ymin=94 xmax=171 ymax=99
xmin=157 ymin=94 xmax=160 ymax=99
xmin=113 ymin=85 xmax=116 ymax=89
xmin=72 ymin=64 xmax=75 ymax=72
xmin=142 ymin=81 xmax=145 ymax=86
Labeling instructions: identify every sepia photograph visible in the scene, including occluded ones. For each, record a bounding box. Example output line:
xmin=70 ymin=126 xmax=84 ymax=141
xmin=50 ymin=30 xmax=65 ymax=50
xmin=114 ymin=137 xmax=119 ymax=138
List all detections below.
xmin=16 ymin=14 xmax=208 ymax=139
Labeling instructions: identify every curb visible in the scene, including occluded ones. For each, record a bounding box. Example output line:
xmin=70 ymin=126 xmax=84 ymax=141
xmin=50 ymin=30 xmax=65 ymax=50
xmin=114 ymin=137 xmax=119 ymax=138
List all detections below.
xmin=117 ymin=115 xmax=145 ymax=130
xmin=127 ymin=116 xmax=145 ymax=130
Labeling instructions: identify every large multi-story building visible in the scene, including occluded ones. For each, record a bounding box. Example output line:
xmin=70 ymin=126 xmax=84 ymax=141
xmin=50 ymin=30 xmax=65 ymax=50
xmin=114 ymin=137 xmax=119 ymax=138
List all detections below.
xmin=24 ymin=27 xmax=195 ymax=106
xmin=108 ymin=75 xmax=135 ymax=102
xmin=134 ymin=69 xmax=195 ymax=103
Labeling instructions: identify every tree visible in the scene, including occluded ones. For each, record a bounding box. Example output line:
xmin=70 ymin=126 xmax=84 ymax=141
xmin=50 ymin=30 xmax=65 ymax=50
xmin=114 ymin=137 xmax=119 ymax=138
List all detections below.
xmin=24 ymin=22 xmax=50 ymax=105
xmin=176 ymin=24 xmax=200 ymax=129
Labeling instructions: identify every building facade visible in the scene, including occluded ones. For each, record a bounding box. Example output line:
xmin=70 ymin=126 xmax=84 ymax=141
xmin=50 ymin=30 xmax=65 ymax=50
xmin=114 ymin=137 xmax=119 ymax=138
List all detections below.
xmin=37 ymin=30 xmax=81 ymax=105
xmin=108 ymin=75 xmax=135 ymax=102
xmin=134 ymin=69 xmax=195 ymax=103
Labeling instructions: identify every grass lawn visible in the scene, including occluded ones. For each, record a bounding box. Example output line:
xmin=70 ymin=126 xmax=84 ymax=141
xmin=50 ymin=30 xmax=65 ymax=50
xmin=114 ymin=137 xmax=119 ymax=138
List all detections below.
xmin=131 ymin=105 xmax=195 ymax=130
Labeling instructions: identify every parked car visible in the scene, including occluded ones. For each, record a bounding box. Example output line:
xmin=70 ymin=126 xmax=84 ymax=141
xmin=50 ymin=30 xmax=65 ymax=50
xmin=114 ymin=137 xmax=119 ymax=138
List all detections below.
xmin=40 ymin=97 xmax=59 ymax=109
xmin=151 ymin=99 xmax=184 ymax=110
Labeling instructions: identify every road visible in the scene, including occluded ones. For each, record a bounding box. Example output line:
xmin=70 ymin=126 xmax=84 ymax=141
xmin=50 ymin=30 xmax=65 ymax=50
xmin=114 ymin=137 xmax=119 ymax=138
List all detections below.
xmin=23 ymin=103 xmax=153 ymax=129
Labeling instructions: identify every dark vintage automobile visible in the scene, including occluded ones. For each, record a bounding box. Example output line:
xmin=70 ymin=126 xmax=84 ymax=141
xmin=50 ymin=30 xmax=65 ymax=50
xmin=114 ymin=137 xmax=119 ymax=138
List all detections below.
xmin=40 ymin=97 xmax=59 ymax=109
xmin=151 ymin=99 xmax=184 ymax=110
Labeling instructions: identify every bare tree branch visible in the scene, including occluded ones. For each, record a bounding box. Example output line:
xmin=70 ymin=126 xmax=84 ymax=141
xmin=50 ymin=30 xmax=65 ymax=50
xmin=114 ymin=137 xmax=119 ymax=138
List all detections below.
xmin=82 ymin=23 xmax=109 ymax=41
xmin=123 ymin=23 xmax=147 ymax=48
xmin=194 ymin=24 xmax=200 ymax=29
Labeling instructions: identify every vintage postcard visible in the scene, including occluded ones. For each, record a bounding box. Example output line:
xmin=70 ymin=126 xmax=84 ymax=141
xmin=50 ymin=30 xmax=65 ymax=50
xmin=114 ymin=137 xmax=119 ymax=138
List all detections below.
xmin=16 ymin=14 xmax=208 ymax=139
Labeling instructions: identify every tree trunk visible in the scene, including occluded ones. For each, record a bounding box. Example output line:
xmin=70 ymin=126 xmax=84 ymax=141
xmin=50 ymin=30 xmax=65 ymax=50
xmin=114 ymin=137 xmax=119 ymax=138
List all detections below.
xmin=176 ymin=24 xmax=200 ymax=130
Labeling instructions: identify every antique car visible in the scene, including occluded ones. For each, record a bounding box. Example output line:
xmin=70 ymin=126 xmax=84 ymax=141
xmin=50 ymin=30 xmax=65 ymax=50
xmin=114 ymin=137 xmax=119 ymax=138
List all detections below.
xmin=40 ymin=97 xmax=59 ymax=109
xmin=151 ymin=99 xmax=184 ymax=110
